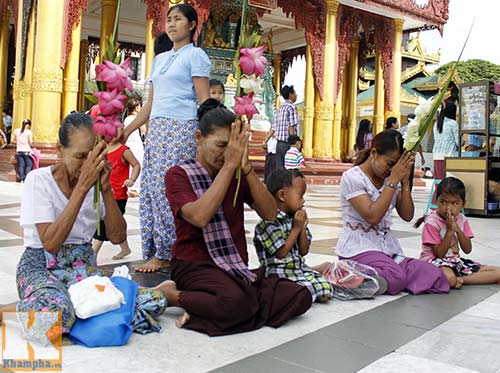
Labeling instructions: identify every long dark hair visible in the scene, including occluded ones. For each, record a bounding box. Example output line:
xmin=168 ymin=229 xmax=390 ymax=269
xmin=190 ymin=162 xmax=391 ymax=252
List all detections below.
xmin=436 ymin=101 xmax=457 ymax=134
xmin=167 ymin=4 xmax=198 ymax=43
xmin=354 ymin=129 xmax=403 ymax=166
xmin=197 ymin=98 xmax=236 ymax=136
xmin=355 ymin=119 xmax=372 ymax=151
xmin=21 ymin=119 xmax=31 ymax=133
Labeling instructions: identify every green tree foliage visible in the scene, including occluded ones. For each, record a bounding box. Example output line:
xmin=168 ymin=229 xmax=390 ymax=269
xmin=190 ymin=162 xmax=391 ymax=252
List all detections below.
xmin=436 ymin=59 xmax=500 ymax=82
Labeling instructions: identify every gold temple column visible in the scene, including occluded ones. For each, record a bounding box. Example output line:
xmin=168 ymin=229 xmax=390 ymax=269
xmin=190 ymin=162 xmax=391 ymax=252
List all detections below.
xmin=12 ymin=0 xmax=25 ymax=129
xmin=78 ymin=39 xmax=89 ymax=111
xmin=313 ymin=0 xmax=339 ymax=159
xmin=0 ymin=11 xmax=10 ymax=111
xmin=99 ymin=0 xmax=118 ymax=61
xmin=62 ymin=21 xmax=82 ymax=119
xmin=145 ymin=19 xmax=154 ymax=76
xmin=302 ymin=45 xmax=315 ymax=158
xmin=273 ymin=55 xmax=281 ymax=107
xmin=348 ymin=39 xmax=360 ymax=152
xmin=31 ymin=0 xmax=64 ymax=143
xmin=388 ymin=18 xmax=404 ymax=124
xmin=373 ymin=50 xmax=385 ymax=135
xmin=333 ymin=79 xmax=344 ymax=159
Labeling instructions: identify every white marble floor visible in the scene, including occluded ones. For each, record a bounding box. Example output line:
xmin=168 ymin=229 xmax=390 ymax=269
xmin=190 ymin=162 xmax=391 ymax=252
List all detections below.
xmin=0 ymin=180 xmax=499 ymax=372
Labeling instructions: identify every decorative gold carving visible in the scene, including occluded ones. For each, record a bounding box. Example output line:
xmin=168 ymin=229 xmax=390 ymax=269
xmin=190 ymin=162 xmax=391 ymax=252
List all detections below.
xmin=325 ymin=0 xmax=340 ymax=14
xmin=34 ymin=125 xmax=59 ymax=143
xmin=358 ymin=79 xmax=370 ymax=91
xmin=314 ymin=104 xmax=334 ymax=121
xmin=313 ymin=144 xmax=332 ymax=159
xmin=12 ymin=80 xmax=32 ymax=100
xmin=63 ymin=78 xmax=79 ymax=93
xmin=32 ymin=69 xmax=63 ymax=93
xmin=225 ymin=73 xmax=237 ymax=88
xmin=304 ymin=106 xmax=315 ymax=118
xmin=394 ymin=18 xmax=405 ymax=31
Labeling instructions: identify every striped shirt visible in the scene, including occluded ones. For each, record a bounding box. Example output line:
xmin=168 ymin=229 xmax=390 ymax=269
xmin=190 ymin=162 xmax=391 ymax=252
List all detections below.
xmin=271 ymin=100 xmax=299 ymax=141
xmin=284 ymin=147 xmax=304 ymax=169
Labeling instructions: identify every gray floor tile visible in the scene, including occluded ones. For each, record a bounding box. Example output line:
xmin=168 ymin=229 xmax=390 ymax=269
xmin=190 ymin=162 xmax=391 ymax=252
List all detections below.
xmin=263 ymin=332 xmax=387 ymax=373
xmin=212 ymin=354 xmax=322 ymax=373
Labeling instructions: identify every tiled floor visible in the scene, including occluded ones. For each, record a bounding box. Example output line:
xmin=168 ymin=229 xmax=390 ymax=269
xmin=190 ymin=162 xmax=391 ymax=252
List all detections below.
xmin=0 ymin=180 xmax=499 ymax=372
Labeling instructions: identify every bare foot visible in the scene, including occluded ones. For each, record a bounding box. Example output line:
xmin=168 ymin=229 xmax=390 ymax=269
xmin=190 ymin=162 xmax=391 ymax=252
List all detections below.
xmin=154 ymin=280 xmax=179 ymax=307
xmin=176 ymin=312 xmax=190 ymax=328
xmin=316 ymin=296 xmax=330 ymax=303
xmin=455 ymin=277 xmax=464 ymax=289
xmin=112 ymin=247 xmax=132 ymax=260
xmin=135 ymin=257 xmax=169 ymax=273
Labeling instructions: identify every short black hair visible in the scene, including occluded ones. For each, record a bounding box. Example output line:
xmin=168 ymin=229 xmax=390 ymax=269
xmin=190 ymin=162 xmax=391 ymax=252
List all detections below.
xmin=385 ymin=116 xmax=398 ymax=129
xmin=209 ymin=79 xmax=225 ymax=92
xmin=407 ymin=113 xmax=416 ymax=120
xmin=197 ymin=98 xmax=236 ymax=136
xmin=436 ymin=176 xmax=466 ymax=203
xmin=288 ymin=134 xmax=301 ymax=145
xmin=266 ymin=169 xmax=304 ymax=197
xmin=281 ymin=85 xmax=295 ymax=100
xmin=59 ymin=112 xmax=93 ymax=147
xmin=154 ymin=32 xmax=173 ymax=55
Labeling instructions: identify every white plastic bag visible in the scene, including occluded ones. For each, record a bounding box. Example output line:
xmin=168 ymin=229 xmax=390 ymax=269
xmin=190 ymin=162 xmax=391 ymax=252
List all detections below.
xmin=324 ymin=260 xmax=381 ymax=300
xmin=68 ymin=275 xmax=125 ymax=319
xmin=112 ymin=264 xmax=132 ymax=279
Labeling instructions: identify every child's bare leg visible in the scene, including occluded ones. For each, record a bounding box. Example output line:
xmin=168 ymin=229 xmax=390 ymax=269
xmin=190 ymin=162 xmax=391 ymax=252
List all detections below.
xmin=0 ymin=302 xmax=18 ymax=321
xmin=462 ymin=266 xmax=500 ymax=285
xmin=92 ymin=239 xmax=104 ymax=255
xmin=176 ymin=312 xmax=190 ymax=328
xmin=112 ymin=240 xmax=132 ymax=260
xmin=311 ymin=262 xmax=331 ymax=274
xmin=441 ymin=267 xmax=462 ymax=289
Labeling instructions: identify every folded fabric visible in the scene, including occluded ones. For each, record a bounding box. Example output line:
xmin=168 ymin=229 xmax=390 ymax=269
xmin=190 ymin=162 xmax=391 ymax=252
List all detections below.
xmin=69 ymin=277 xmax=138 ymax=347
xmin=68 ymin=275 xmax=125 ymax=319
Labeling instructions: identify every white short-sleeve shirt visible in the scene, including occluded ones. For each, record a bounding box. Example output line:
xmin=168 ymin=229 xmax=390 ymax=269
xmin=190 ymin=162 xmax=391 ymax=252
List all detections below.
xmin=20 ymin=167 xmax=105 ymax=248
xmin=336 ymin=166 xmax=403 ymax=258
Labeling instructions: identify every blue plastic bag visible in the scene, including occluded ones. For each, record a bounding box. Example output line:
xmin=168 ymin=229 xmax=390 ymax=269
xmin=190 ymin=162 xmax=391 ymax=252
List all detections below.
xmin=69 ymin=277 xmax=138 ymax=347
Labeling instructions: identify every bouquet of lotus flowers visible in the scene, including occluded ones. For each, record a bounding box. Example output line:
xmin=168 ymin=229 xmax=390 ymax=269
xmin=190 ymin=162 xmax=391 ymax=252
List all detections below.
xmin=85 ymin=0 xmax=133 ymax=232
xmin=231 ymin=0 xmax=269 ymax=206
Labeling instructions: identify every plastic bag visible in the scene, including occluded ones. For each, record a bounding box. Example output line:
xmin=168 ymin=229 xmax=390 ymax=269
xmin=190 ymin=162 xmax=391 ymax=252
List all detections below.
xmin=324 ymin=260 xmax=380 ymax=300
xmin=68 ymin=275 xmax=125 ymax=319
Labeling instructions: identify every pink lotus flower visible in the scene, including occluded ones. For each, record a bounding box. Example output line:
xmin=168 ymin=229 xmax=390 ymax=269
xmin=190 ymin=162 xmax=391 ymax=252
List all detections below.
xmin=90 ymin=105 xmax=101 ymax=119
xmin=93 ymin=89 xmax=128 ymax=116
xmin=95 ymin=57 xmax=134 ymax=92
xmin=234 ymin=93 xmax=261 ymax=121
xmin=239 ymin=46 xmax=269 ymax=76
xmin=93 ymin=115 xmax=123 ymax=142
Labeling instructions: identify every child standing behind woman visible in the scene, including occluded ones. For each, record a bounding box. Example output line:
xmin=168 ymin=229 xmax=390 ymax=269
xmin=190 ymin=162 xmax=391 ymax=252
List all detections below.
xmin=93 ymin=139 xmax=140 ymax=260
xmin=417 ymin=177 xmax=500 ymax=288
xmin=254 ymin=169 xmax=333 ymax=303
xmin=209 ymin=79 xmax=225 ymax=103
xmin=336 ymin=129 xmax=450 ymax=295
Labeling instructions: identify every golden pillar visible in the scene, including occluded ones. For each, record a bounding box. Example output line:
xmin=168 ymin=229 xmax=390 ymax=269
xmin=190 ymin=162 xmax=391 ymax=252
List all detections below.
xmin=12 ymin=0 xmax=25 ymax=129
xmin=62 ymin=21 xmax=82 ymax=119
xmin=145 ymin=19 xmax=155 ymax=76
xmin=273 ymin=55 xmax=281 ymax=107
xmin=388 ymin=18 xmax=404 ymax=124
xmin=78 ymin=39 xmax=89 ymax=111
xmin=312 ymin=0 xmax=339 ymax=159
xmin=31 ymin=0 xmax=64 ymax=143
xmin=0 ymin=11 xmax=10 ymax=112
xmin=99 ymin=0 xmax=118 ymax=61
xmin=348 ymin=39 xmax=360 ymax=152
xmin=333 ymin=79 xmax=344 ymax=159
xmin=302 ymin=45 xmax=315 ymax=158
xmin=373 ymin=51 xmax=385 ymax=135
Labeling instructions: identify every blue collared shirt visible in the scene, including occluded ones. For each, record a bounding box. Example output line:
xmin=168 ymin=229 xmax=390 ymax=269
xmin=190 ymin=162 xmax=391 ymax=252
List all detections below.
xmin=149 ymin=43 xmax=211 ymax=121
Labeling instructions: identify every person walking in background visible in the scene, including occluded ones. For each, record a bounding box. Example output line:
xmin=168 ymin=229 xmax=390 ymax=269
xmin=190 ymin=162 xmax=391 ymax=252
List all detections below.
xmin=120 ymin=4 xmax=210 ymax=273
xmin=264 ymin=85 xmax=299 ymax=169
xmin=432 ymin=101 xmax=458 ymax=180
xmin=284 ymin=135 xmax=317 ymax=174
xmin=385 ymin=116 xmax=399 ymax=130
xmin=11 ymin=119 xmax=33 ymax=182
xmin=2 ymin=109 xmax=12 ymax=144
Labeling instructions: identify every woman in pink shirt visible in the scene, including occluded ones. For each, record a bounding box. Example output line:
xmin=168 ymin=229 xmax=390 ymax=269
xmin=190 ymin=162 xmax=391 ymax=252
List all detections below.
xmin=12 ymin=119 xmax=33 ymax=182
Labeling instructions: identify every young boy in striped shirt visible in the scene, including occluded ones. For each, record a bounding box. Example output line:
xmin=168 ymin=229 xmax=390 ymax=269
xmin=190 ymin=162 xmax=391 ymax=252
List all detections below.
xmin=284 ymin=135 xmax=317 ymax=174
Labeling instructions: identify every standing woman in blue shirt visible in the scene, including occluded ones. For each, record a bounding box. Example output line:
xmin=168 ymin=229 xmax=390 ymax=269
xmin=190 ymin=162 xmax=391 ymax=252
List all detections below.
xmin=121 ymin=4 xmax=210 ymax=272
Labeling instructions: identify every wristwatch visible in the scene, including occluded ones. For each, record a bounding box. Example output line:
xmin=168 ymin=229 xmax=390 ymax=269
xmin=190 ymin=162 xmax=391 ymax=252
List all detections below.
xmin=386 ymin=181 xmax=397 ymax=189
